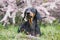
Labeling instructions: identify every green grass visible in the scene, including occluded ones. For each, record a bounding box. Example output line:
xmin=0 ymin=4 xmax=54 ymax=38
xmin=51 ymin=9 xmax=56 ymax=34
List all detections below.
xmin=0 ymin=24 xmax=60 ymax=40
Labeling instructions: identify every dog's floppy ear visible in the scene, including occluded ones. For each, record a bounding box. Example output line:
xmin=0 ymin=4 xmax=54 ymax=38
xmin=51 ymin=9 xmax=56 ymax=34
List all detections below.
xmin=36 ymin=9 xmax=42 ymax=20
xmin=22 ymin=9 xmax=26 ymax=21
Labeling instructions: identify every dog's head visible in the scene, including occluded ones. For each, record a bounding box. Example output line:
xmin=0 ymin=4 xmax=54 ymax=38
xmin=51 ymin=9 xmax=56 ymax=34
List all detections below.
xmin=23 ymin=7 xmax=42 ymax=24
xmin=24 ymin=7 xmax=41 ymax=20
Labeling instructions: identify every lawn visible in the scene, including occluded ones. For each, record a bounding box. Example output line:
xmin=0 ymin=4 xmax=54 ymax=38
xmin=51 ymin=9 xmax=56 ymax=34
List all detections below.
xmin=0 ymin=23 xmax=60 ymax=40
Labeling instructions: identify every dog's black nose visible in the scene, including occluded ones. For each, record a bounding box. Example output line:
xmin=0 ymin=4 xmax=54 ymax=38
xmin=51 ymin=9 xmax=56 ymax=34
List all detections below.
xmin=27 ymin=13 xmax=30 ymax=14
xmin=26 ymin=10 xmax=30 ymax=14
xmin=27 ymin=12 xmax=30 ymax=17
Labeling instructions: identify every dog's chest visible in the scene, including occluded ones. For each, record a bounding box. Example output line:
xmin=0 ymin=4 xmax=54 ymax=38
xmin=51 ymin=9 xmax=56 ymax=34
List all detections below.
xmin=29 ymin=21 xmax=36 ymax=29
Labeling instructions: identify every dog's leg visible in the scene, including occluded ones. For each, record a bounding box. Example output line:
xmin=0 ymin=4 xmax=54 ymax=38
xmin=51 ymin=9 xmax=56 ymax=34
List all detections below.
xmin=30 ymin=25 xmax=36 ymax=36
xmin=18 ymin=26 xmax=24 ymax=33
xmin=35 ymin=26 xmax=41 ymax=36
xmin=18 ymin=23 xmax=26 ymax=33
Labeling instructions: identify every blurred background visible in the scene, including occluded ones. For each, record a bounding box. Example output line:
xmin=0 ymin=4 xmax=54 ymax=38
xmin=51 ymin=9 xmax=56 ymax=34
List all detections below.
xmin=0 ymin=0 xmax=60 ymax=40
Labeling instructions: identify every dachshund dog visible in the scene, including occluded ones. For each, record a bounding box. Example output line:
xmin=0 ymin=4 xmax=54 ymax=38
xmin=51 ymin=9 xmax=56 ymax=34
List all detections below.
xmin=18 ymin=7 xmax=42 ymax=36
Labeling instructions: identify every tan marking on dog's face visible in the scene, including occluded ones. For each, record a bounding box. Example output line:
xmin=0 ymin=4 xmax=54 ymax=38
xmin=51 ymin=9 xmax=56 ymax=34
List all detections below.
xmin=28 ymin=12 xmax=35 ymax=24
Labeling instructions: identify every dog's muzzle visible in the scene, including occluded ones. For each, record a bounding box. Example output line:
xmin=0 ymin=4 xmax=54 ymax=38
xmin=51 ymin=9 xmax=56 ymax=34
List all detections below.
xmin=26 ymin=12 xmax=32 ymax=19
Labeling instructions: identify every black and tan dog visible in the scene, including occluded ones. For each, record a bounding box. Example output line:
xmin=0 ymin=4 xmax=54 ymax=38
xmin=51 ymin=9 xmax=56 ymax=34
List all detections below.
xmin=18 ymin=7 xmax=42 ymax=36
